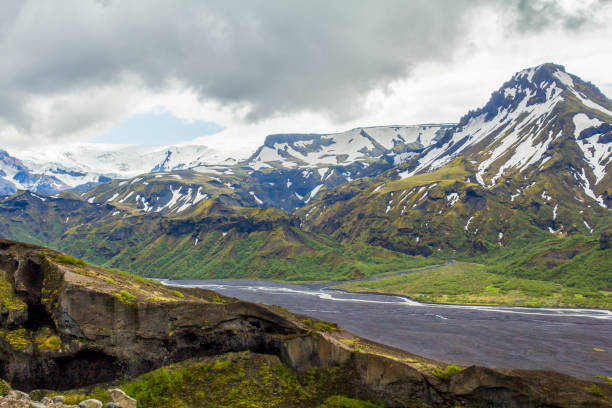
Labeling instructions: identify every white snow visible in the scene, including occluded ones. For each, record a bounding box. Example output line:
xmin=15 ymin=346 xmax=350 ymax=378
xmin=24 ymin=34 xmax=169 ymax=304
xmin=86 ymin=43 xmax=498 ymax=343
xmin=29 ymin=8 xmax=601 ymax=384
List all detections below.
xmin=193 ymin=187 xmax=208 ymax=205
xmin=372 ymin=184 xmax=385 ymax=193
xmin=584 ymin=220 xmax=593 ymax=234
xmin=464 ymin=216 xmax=474 ymax=232
xmin=446 ymin=192 xmax=459 ymax=207
xmin=156 ymin=186 xmax=183 ymax=212
xmin=247 ymin=125 xmax=448 ymax=170
xmin=249 ymin=191 xmax=263 ymax=205
xmin=106 ymin=193 xmax=120 ymax=202
xmin=576 ymin=167 xmax=606 ymax=207
xmin=12 ymin=143 xmax=239 ymax=189
xmin=553 ymin=70 xmax=574 ymax=88
xmin=118 ymin=191 xmax=134 ymax=203
xmin=307 ymin=184 xmax=324 ymax=202
xmin=552 ymin=204 xmax=558 ymax=220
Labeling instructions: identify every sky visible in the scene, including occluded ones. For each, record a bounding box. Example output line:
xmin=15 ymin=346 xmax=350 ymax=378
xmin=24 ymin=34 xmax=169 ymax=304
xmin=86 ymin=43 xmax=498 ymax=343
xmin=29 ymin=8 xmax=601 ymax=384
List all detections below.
xmin=1 ymin=0 xmax=612 ymax=154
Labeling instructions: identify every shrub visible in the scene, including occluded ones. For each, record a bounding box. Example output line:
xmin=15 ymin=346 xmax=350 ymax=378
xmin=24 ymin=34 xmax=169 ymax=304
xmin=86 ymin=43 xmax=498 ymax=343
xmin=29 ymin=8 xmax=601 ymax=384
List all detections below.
xmin=588 ymin=384 xmax=607 ymax=399
xmin=54 ymin=254 xmax=86 ymax=266
xmin=115 ymin=290 xmax=136 ymax=305
xmin=432 ymin=364 xmax=462 ymax=380
xmin=36 ymin=330 xmax=61 ymax=352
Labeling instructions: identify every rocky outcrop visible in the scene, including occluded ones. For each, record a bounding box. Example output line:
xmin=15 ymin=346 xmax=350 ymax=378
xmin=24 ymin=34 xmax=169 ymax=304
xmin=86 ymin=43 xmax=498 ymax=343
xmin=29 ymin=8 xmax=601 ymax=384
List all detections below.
xmin=0 ymin=239 xmax=610 ymax=407
xmin=0 ymin=388 xmax=136 ymax=408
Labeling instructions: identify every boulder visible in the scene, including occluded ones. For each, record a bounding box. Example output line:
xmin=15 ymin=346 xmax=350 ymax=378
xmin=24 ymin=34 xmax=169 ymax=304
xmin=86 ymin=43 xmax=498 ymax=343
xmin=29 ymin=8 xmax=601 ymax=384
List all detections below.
xmin=51 ymin=396 xmax=66 ymax=404
xmin=78 ymin=399 xmax=103 ymax=408
xmin=7 ymin=390 xmax=30 ymax=400
xmin=107 ymin=389 xmax=136 ymax=408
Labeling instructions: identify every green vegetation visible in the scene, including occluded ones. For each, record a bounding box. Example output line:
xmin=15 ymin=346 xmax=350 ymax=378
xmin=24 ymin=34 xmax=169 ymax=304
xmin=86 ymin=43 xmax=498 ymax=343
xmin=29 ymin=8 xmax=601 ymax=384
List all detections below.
xmin=432 ymin=365 xmax=462 ymax=381
xmin=54 ymin=254 xmax=86 ymax=266
xmin=4 ymin=329 xmax=30 ymax=351
xmin=56 ymin=224 xmax=436 ymax=282
xmin=38 ymin=352 xmax=380 ymax=408
xmin=597 ymin=376 xmax=612 ymax=385
xmin=588 ymin=384 xmax=607 ymax=399
xmin=0 ymin=275 xmax=26 ymax=311
xmin=337 ymin=262 xmax=612 ymax=309
xmin=0 ymin=380 xmax=9 ymax=397
xmin=35 ymin=327 xmax=61 ymax=352
xmin=303 ymin=319 xmax=342 ymax=333
xmin=115 ymin=290 xmax=136 ymax=306
xmin=319 ymin=395 xmax=383 ymax=408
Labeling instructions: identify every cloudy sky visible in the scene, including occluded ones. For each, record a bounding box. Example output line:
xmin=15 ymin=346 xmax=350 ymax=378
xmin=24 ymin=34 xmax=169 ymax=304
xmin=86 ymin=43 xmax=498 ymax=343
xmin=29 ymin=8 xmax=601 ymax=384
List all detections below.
xmin=2 ymin=0 xmax=612 ymax=154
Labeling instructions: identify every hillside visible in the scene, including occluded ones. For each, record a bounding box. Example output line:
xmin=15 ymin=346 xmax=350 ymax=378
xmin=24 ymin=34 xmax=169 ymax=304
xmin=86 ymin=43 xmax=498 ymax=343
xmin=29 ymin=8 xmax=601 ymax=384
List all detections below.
xmin=0 ymin=239 xmax=609 ymax=407
xmin=299 ymin=64 xmax=612 ymax=291
xmin=0 ymin=189 xmax=429 ymax=281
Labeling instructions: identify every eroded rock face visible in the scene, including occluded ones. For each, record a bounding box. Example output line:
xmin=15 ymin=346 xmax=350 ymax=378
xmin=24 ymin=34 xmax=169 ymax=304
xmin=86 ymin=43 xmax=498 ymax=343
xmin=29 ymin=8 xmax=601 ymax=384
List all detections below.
xmin=0 ymin=239 xmax=610 ymax=407
xmin=0 ymin=240 xmax=299 ymax=391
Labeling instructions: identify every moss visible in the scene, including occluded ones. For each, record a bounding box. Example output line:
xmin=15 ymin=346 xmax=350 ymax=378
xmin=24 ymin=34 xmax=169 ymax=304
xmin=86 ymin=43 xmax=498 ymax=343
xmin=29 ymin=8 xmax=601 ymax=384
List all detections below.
xmin=35 ymin=328 xmax=61 ymax=352
xmin=0 ymin=278 xmax=27 ymax=312
xmin=588 ymin=384 xmax=607 ymax=399
xmin=172 ymin=290 xmax=184 ymax=298
xmin=5 ymin=329 xmax=30 ymax=351
xmin=54 ymin=254 xmax=86 ymax=266
xmin=0 ymin=380 xmax=10 ymax=397
xmin=432 ymin=364 xmax=462 ymax=381
xmin=115 ymin=290 xmax=136 ymax=306
xmin=303 ymin=319 xmax=341 ymax=333
xmin=318 ymin=395 xmax=383 ymax=408
xmin=42 ymin=353 xmax=379 ymax=408
xmin=597 ymin=376 xmax=612 ymax=385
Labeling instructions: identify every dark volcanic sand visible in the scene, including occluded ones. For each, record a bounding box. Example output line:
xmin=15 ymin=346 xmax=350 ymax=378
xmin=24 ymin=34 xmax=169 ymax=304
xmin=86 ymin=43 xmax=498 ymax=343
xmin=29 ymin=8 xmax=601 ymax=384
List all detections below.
xmin=164 ymin=279 xmax=612 ymax=381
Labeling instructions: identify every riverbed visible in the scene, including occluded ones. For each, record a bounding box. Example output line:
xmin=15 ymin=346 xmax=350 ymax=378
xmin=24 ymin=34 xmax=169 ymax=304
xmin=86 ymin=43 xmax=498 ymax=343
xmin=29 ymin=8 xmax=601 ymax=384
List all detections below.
xmin=163 ymin=278 xmax=612 ymax=381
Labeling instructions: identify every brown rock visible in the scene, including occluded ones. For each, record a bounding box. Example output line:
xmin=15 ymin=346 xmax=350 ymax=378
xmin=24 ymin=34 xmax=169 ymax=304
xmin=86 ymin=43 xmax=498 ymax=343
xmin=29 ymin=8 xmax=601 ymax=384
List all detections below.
xmin=107 ymin=389 xmax=136 ymax=408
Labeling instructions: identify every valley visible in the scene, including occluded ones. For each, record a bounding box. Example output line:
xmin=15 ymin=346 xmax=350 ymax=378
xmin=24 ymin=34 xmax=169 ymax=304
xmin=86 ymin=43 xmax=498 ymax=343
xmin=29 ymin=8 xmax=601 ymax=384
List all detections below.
xmin=162 ymin=277 xmax=612 ymax=380
xmin=2 ymin=63 xmax=612 ymax=406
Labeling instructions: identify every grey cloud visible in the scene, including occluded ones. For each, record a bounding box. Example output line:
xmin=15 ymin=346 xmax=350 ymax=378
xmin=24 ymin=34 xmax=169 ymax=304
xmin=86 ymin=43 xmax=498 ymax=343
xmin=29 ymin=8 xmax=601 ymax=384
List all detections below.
xmin=0 ymin=0 xmax=609 ymax=140
xmin=509 ymin=0 xmax=611 ymax=32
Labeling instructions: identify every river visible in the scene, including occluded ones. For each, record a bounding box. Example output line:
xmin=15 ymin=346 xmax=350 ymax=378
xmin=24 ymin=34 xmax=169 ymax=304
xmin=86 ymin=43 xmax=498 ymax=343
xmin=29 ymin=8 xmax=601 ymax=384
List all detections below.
xmin=163 ymin=278 xmax=612 ymax=381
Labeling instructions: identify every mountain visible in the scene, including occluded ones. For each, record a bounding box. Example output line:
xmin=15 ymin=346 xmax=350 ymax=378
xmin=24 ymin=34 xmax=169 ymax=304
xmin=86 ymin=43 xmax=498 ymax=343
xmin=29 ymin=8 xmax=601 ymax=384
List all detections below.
xmin=1 ymin=124 xmax=452 ymax=210
xmin=9 ymin=143 xmax=238 ymax=192
xmin=0 ymin=185 xmax=423 ymax=281
xmin=410 ymin=63 xmax=612 ymax=200
xmin=299 ymin=64 xmax=612 ymax=289
xmin=245 ymin=124 xmax=451 ymax=170
xmin=1 ymin=63 xmax=612 ymax=292
xmin=0 ymin=149 xmax=70 ymax=195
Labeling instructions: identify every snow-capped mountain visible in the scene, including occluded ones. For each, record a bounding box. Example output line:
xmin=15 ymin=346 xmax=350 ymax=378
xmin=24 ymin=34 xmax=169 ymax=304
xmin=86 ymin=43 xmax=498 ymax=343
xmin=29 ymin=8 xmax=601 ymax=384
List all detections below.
xmin=9 ymin=143 xmax=238 ymax=192
xmin=299 ymin=63 xmax=612 ymax=262
xmin=245 ymin=125 xmax=451 ymax=170
xmin=1 ymin=124 xmax=454 ymax=210
xmin=407 ymin=63 xmax=612 ymax=206
xmin=0 ymin=150 xmax=69 ymax=195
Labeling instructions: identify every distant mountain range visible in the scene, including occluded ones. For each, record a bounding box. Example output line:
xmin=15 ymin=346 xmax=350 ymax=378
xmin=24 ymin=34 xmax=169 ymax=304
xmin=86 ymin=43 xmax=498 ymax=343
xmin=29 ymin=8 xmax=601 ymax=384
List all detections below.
xmin=1 ymin=63 xmax=611 ymax=290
